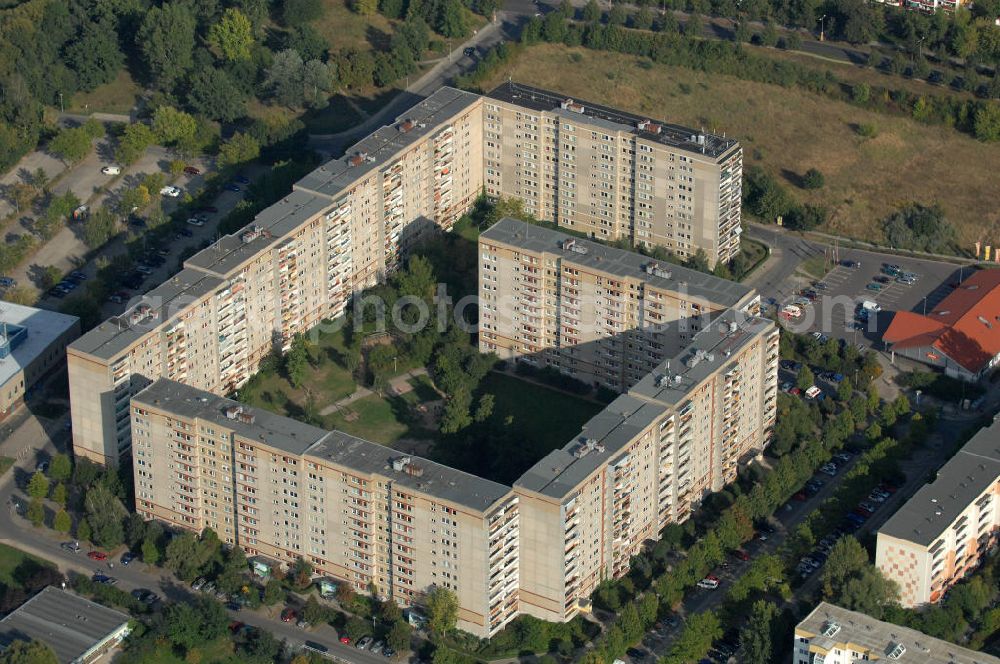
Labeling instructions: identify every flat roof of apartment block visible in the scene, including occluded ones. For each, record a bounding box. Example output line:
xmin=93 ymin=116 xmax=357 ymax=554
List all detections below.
xmin=486 ymin=81 xmax=740 ymax=160
xmin=134 ymin=379 xmax=513 ymax=512
xmin=516 ymin=309 xmax=772 ymax=500
xmin=294 ymin=86 xmax=482 ymax=202
xmin=480 ymin=217 xmax=754 ymax=308
xmin=878 ymin=414 xmax=1000 ymax=547
xmin=797 ymin=601 xmax=1000 ymax=664
xmin=68 ymin=268 xmax=224 ymax=361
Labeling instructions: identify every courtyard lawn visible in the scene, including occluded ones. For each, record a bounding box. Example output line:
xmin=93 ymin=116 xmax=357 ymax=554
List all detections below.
xmin=478 ymin=44 xmax=1000 ymax=249
xmin=0 ymin=544 xmax=54 ymax=588
xmin=324 ymin=391 xmax=433 ymax=446
xmin=479 ymin=372 xmax=603 ymax=453
xmin=69 ymin=70 xmax=141 ymax=114
xmin=138 ymin=637 xmax=234 ymax=664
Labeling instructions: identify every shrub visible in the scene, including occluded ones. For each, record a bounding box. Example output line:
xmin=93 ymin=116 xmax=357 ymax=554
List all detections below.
xmin=801 ymin=168 xmax=825 ymax=190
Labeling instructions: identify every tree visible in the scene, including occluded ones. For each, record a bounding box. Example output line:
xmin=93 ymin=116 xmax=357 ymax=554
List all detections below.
xmin=266 ymin=49 xmax=307 ymax=107
xmin=426 ymin=586 xmax=459 ymax=635
xmin=473 ymin=393 xmax=495 ymax=423
xmin=64 ymin=20 xmax=124 ymax=91
xmin=187 ymin=68 xmax=248 ymax=122
xmin=115 ymin=123 xmax=155 ymax=166
xmin=49 ymin=127 xmax=93 ymax=164
xmin=285 ymin=334 xmax=310 ymax=388
xmin=53 ymin=509 xmax=71 ymax=533
xmin=26 ymin=498 xmax=44 ymax=527
xmin=6 ymin=182 xmax=35 ymax=214
xmin=685 ymin=12 xmax=703 ymax=37
xmin=802 ymin=168 xmax=825 ymax=189
xmin=734 ymin=18 xmax=751 ymax=43
xmin=437 ymin=0 xmax=468 ymax=38
xmin=608 ymin=5 xmax=627 ymax=25
xmin=974 ymin=102 xmax=1000 ymax=141
xmin=761 ymin=21 xmax=779 ymax=47
xmin=137 ymin=3 xmax=198 ymax=89
xmin=217 ymin=132 xmax=260 ymax=168
xmin=740 ymin=600 xmax=779 ymax=664
xmin=50 ymin=483 xmax=66 ymax=507
xmin=262 ymin=577 xmax=284 ymax=605
xmin=440 ymin=389 xmax=473 ymax=433
xmin=208 ymin=8 xmax=255 ymax=61
xmin=388 ymin=620 xmax=412 ymax=652
xmin=49 ymin=453 xmax=71 ymax=482
xmin=141 ymin=536 xmax=160 ymax=565
xmin=83 ymin=483 xmax=126 ymax=549
xmin=76 ymin=519 xmax=92 ymax=543
xmin=662 ymin=611 xmax=721 ymax=664
xmin=582 ymin=0 xmax=601 ymax=22
xmin=283 ymin=0 xmax=324 ymax=26
xmin=27 ymin=471 xmax=49 ymax=500
xmin=633 ymin=7 xmax=653 ymax=30
xmin=151 ymin=106 xmax=197 ymax=149
xmin=303 ymin=594 xmax=326 ymax=624
xmin=82 ymin=207 xmax=118 ymax=248
xmin=797 ymin=365 xmax=815 ymax=391
xmin=0 ymin=640 xmax=58 ymax=664
xmin=353 ymin=0 xmax=378 ymax=14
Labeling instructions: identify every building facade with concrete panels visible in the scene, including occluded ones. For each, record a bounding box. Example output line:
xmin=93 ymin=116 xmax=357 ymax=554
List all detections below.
xmin=483 ymin=82 xmax=743 ymax=268
xmin=131 ymin=378 xmax=520 ymax=637
xmin=69 ymin=87 xmax=485 ymax=466
xmin=876 ymin=415 xmax=1000 ymax=607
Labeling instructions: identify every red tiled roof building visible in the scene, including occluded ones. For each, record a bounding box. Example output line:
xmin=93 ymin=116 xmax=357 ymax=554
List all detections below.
xmin=883 ymin=269 xmax=1000 ymax=382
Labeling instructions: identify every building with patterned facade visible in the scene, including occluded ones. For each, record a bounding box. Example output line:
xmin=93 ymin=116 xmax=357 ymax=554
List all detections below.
xmin=68 ymin=87 xmax=485 ymax=466
xmin=131 ymin=378 xmax=520 ymax=637
xmin=483 ymin=82 xmax=744 ymax=267
xmin=875 ymin=415 xmax=1000 ymax=607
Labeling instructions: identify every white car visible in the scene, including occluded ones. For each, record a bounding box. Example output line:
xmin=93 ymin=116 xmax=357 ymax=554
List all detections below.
xmin=101 ymin=165 xmax=122 ymax=175
xmin=696 ymin=576 xmax=720 ymax=589
xmin=160 ymin=186 xmax=181 ymax=197
xmin=186 ymin=217 xmax=205 ymax=227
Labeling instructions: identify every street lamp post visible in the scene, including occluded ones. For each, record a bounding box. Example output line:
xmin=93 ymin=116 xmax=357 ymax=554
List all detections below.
xmin=59 ymin=92 xmax=64 ymax=114
xmin=818 ymin=15 xmax=826 ymax=42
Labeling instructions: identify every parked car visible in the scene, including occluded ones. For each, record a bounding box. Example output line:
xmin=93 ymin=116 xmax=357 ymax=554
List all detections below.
xmin=234 ymin=174 xmax=250 ymax=185
xmin=87 ymin=550 xmax=108 ymax=561
xmin=136 ymin=265 xmax=153 ymax=275
xmin=120 ymin=551 xmax=136 ymax=565
xmin=183 ymin=166 xmax=201 ymax=176
xmin=101 ymin=165 xmax=122 ymax=175
xmin=225 ymin=183 xmax=242 ymax=192
xmin=0 ymin=277 xmax=15 ymax=288
xmin=296 ymin=618 xmax=309 ymax=629
xmin=69 ymin=270 xmax=87 ymax=281
xmin=61 ymin=541 xmax=81 ymax=553
xmin=339 ymin=636 xmax=351 ymax=645
xmin=281 ymin=608 xmax=297 ymax=623
xmin=178 ymin=228 xmax=194 ymax=238
xmin=187 ymin=217 xmax=205 ymax=227
xmin=697 ymin=575 xmax=720 ymax=589
xmin=160 ymin=185 xmax=182 ymax=197
xmin=866 ymin=283 xmax=884 ymax=292
xmin=92 ymin=573 xmax=117 ymax=585
xmin=463 ymin=47 xmax=476 ymax=57
xmin=370 ymin=640 xmax=385 ymax=654
xmin=732 ymin=549 xmax=750 ymax=561
xmin=356 ymin=636 xmax=374 ymax=650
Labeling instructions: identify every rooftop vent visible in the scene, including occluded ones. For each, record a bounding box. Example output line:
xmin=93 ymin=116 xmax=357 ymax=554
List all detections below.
xmin=644 ymin=262 xmax=672 ymax=280
xmin=561 ymin=238 xmax=589 ymax=255
xmin=886 ymin=642 xmax=906 ymax=660
xmin=656 ymin=375 xmax=670 ymax=388
xmin=638 ymin=120 xmax=662 ymax=135
xmin=573 ymin=437 xmax=605 ymax=459
xmin=560 ymin=98 xmax=585 ymax=114
xmin=241 ymin=225 xmax=271 ymax=244
xmin=224 ymin=405 xmax=255 ymax=425
xmin=349 ymin=151 xmax=374 ymax=167
xmin=128 ymin=304 xmax=158 ymax=326
xmin=821 ymin=620 xmax=841 ymax=638
xmin=392 ymin=456 xmax=412 ymax=471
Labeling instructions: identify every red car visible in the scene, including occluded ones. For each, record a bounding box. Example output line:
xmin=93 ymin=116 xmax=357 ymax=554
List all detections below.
xmin=793 ymin=491 xmax=807 ymax=502
xmin=733 ymin=549 xmax=750 ymax=561
xmin=789 ymin=387 xmax=802 ymax=396
xmin=280 ymin=608 xmax=297 ymax=623
xmin=87 ymin=551 xmax=108 ymax=561
xmin=339 ymin=636 xmax=351 ymax=644
xmin=228 ymin=621 xmax=244 ymax=633
xmin=183 ymin=166 xmax=201 ymax=176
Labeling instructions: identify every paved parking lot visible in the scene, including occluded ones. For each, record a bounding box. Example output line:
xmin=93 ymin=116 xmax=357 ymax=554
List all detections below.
xmin=777 ymin=247 xmax=971 ymax=348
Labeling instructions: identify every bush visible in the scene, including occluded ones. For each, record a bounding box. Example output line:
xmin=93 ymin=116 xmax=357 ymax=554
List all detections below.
xmin=802 ymin=168 xmax=825 ymax=190
xmin=856 ymin=122 xmax=879 ymax=138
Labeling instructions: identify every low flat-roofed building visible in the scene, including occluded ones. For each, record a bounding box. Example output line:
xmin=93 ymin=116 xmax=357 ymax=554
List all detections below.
xmin=0 ymin=301 xmax=79 ymax=419
xmin=876 ymin=415 xmax=1000 ymax=607
xmin=793 ymin=601 xmax=1000 ymax=664
xmin=0 ymin=586 xmax=131 ymax=664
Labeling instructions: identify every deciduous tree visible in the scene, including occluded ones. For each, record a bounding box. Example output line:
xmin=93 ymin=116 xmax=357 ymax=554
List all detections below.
xmin=137 ymin=4 xmax=197 ymax=89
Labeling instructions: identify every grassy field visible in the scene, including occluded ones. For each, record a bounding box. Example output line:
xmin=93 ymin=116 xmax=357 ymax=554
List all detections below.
xmin=138 ymin=638 xmax=234 ymax=664
xmin=314 ymin=0 xmax=397 ymax=52
xmin=325 ymin=382 xmax=436 ymax=445
xmin=478 ymin=44 xmax=1000 ymax=251
xmin=69 ymin=70 xmax=141 ymax=114
xmin=0 ymin=543 xmax=53 ymax=588
xmin=479 ymin=372 xmax=603 ymax=452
